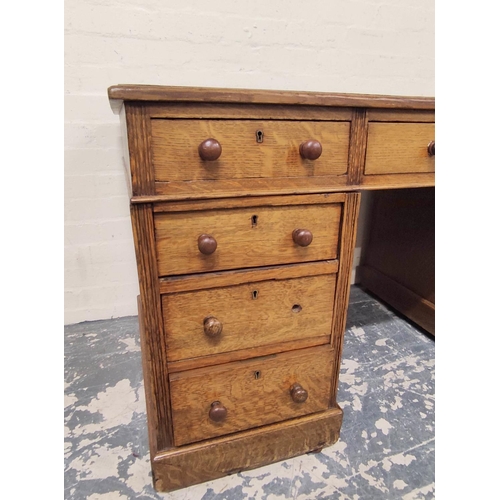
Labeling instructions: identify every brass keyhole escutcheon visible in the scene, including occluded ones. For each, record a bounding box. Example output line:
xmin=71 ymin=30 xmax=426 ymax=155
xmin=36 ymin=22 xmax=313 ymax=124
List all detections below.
xmin=252 ymin=215 xmax=258 ymax=227
xmin=254 ymin=370 xmax=261 ymax=380
xmin=252 ymin=290 xmax=259 ymax=300
xmin=256 ymin=130 xmax=264 ymax=143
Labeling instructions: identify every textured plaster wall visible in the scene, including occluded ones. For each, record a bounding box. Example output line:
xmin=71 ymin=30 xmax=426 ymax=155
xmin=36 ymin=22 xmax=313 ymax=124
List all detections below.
xmin=64 ymin=0 xmax=435 ymax=324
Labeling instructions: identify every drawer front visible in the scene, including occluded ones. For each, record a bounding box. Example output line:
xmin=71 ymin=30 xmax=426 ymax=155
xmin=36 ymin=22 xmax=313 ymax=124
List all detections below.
xmin=155 ymin=202 xmax=342 ymax=276
xmin=163 ymin=273 xmax=337 ymax=362
xmin=151 ymin=119 xmax=350 ymax=182
xmin=169 ymin=348 xmax=333 ymax=446
xmin=364 ymin=123 xmax=435 ymax=175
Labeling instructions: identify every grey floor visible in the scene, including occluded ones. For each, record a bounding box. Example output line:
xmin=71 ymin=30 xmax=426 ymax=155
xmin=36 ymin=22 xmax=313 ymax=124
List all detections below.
xmin=64 ymin=285 xmax=435 ymax=500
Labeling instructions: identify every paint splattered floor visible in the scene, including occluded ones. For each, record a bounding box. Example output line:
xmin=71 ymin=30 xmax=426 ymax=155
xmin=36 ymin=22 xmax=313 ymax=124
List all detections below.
xmin=64 ymin=285 xmax=435 ymax=499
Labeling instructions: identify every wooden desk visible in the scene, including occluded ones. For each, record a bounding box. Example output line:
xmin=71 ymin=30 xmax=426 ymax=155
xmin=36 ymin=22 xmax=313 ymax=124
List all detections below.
xmin=108 ymin=85 xmax=435 ymax=492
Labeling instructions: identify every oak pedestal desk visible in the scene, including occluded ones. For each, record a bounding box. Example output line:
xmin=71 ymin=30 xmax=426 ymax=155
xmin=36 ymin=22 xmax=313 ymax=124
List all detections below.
xmin=107 ymin=85 xmax=435 ymax=492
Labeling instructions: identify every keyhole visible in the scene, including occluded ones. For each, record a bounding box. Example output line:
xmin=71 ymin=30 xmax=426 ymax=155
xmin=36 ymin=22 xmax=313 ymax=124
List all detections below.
xmin=254 ymin=370 xmax=261 ymax=380
xmin=292 ymin=304 xmax=302 ymax=313
xmin=252 ymin=290 xmax=258 ymax=300
xmin=252 ymin=215 xmax=258 ymax=227
xmin=256 ymin=130 xmax=264 ymax=143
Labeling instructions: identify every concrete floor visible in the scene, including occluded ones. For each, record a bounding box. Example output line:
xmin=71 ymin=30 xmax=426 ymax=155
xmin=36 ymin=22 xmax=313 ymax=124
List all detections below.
xmin=64 ymin=285 xmax=435 ymax=500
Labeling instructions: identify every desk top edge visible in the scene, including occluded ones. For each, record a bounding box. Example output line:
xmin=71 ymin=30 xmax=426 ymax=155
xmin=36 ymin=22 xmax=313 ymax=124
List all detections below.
xmin=107 ymin=85 xmax=435 ymax=110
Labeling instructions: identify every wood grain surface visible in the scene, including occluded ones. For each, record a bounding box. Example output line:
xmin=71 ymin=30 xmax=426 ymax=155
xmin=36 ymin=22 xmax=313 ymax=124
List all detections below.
xmin=364 ymin=123 xmax=435 ymax=175
xmin=159 ymin=260 xmax=338 ymax=294
xmin=147 ymin=102 xmax=353 ymax=121
xmin=151 ymin=119 xmax=350 ymax=182
xmin=366 ymin=109 xmax=435 ymax=122
xmin=108 ymin=84 xmax=435 ymax=110
xmin=152 ymin=406 xmax=343 ymax=492
xmin=124 ymin=104 xmax=155 ymax=195
xmin=153 ymin=192 xmax=346 ymax=213
xmin=330 ymin=192 xmax=361 ymax=404
xmin=130 ymin=204 xmax=173 ymax=450
xmin=162 ymin=273 xmax=337 ymax=362
xmin=360 ymin=172 xmax=435 ymax=189
xmin=154 ymin=201 xmax=342 ymax=276
xmin=151 ymin=180 xmax=351 ymax=202
xmin=137 ymin=296 xmax=157 ymax=460
xmin=166 ymin=336 xmax=331 ymax=374
xmin=169 ymin=347 xmax=333 ymax=446
xmin=347 ymin=109 xmax=368 ymax=185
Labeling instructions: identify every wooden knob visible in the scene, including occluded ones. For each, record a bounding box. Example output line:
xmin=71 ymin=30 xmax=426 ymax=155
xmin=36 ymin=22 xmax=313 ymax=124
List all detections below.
xmin=204 ymin=317 xmax=222 ymax=337
xmin=290 ymin=383 xmax=308 ymax=403
xmin=428 ymin=140 xmax=435 ymax=157
xmin=198 ymin=234 xmax=217 ymax=255
xmin=198 ymin=138 xmax=222 ymax=161
xmin=299 ymin=140 xmax=322 ymax=160
xmin=209 ymin=401 xmax=227 ymax=422
xmin=292 ymin=229 xmax=313 ymax=247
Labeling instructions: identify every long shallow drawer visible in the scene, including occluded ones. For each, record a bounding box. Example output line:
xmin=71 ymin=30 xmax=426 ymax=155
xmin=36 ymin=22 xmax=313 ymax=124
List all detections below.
xmin=169 ymin=347 xmax=333 ymax=446
xmin=154 ymin=196 xmax=342 ymax=276
xmin=162 ymin=269 xmax=337 ymax=363
xmin=151 ymin=119 xmax=350 ymax=182
xmin=364 ymin=123 xmax=435 ymax=175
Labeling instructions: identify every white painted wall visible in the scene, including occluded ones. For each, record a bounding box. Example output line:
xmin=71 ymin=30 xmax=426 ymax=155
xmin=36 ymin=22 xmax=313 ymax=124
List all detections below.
xmin=64 ymin=0 xmax=434 ymax=325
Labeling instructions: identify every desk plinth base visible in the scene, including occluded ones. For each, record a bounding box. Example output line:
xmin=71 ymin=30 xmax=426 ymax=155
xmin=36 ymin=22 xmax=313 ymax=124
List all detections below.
xmin=151 ymin=406 xmax=343 ymax=492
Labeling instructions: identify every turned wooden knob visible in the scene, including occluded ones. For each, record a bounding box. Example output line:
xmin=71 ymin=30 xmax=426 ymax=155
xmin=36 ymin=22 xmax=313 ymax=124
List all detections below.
xmin=209 ymin=401 xmax=227 ymax=422
xmin=290 ymin=383 xmax=308 ymax=403
xmin=292 ymin=228 xmax=313 ymax=247
xmin=299 ymin=139 xmax=322 ymax=160
xmin=198 ymin=234 xmax=217 ymax=255
xmin=204 ymin=316 xmax=222 ymax=337
xmin=427 ymin=140 xmax=435 ymax=157
xmin=198 ymin=138 xmax=222 ymax=161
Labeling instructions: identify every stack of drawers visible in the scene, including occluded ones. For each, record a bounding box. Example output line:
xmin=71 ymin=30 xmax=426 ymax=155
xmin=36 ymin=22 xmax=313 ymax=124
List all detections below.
xmin=108 ymin=85 xmax=434 ymax=492
xmin=158 ymin=190 xmax=356 ymax=445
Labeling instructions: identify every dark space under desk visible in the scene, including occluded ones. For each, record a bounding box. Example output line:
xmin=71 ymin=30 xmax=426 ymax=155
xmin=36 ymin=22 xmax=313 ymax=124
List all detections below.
xmin=360 ymin=187 xmax=435 ymax=335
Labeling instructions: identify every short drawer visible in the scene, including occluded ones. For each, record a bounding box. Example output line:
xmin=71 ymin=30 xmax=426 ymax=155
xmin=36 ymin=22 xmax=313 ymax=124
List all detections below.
xmin=364 ymin=123 xmax=435 ymax=175
xmin=169 ymin=348 xmax=333 ymax=446
xmin=162 ymin=270 xmax=337 ymax=363
xmin=154 ymin=196 xmax=342 ymax=276
xmin=151 ymin=119 xmax=350 ymax=182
